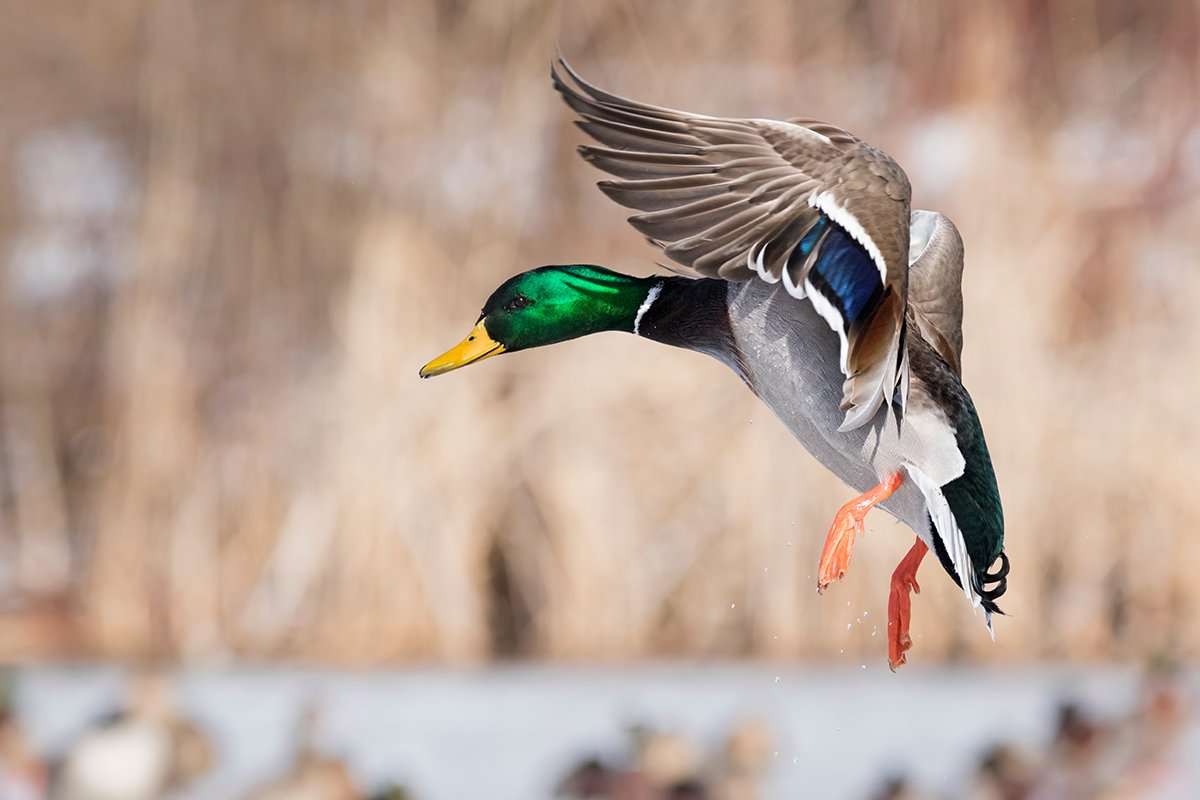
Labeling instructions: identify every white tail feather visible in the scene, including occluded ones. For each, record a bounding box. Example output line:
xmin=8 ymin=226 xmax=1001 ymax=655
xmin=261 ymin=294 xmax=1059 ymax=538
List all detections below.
xmin=905 ymin=464 xmax=985 ymax=620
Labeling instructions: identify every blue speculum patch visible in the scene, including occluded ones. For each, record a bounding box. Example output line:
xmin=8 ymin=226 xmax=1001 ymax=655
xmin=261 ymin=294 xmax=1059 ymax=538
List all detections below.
xmin=798 ymin=216 xmax=827 ymax=257
xmin=804 ymin=215 xmax=882 ymax=325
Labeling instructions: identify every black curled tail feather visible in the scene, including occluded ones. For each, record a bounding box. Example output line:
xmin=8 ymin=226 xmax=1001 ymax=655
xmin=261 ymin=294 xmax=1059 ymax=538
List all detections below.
xmin=929 ymin=524 xmax=1009 ymax=617
xmin=978 ymin=551 xmax=1009 ymax=616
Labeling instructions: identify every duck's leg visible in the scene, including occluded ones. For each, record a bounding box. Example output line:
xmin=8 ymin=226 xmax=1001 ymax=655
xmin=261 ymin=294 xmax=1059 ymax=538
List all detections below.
xmin=816 ymin=472 xmax=904 ymax=593
xmin=887 ymin=537 xmax=928 ymax=671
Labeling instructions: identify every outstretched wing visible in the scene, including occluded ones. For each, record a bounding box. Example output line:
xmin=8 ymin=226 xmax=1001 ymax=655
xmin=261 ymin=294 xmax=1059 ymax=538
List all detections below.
xmin=907 ymin=210 xmax=965 ymax=376
xmin=553 ymin=59 xmax=912 ymax=430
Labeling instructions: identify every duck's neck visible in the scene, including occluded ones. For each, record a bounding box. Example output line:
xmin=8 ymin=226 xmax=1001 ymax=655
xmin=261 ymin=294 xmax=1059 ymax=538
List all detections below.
xmin=634 ymin=276 xmax=736 ymax=361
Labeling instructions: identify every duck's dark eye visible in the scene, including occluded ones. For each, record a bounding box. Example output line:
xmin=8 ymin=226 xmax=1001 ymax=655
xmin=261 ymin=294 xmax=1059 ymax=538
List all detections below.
xmin=505 ymin=294 xmax=533 ymax=311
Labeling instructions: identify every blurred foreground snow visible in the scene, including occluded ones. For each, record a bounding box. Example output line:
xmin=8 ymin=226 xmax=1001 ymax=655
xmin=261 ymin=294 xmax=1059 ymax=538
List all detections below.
xmin=11 ymin=664 xmax=1199 ymax=799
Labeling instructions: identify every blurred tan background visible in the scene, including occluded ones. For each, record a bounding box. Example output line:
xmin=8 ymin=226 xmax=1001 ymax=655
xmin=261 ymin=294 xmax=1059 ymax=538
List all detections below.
xmin=4 ymin=3 xmax=1200 ymax=799
xmin=1 ymin=0 xmax=1198 ymax=671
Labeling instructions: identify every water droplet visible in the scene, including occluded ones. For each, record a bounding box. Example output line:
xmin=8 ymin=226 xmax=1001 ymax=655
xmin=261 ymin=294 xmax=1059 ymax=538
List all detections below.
xmin=774 ymin=676 xmax=781 ymax=683
xmin=860 ymin=664 xmax=867 ymax=670
xmin=730 ymin=603 xmax=736 ymax=609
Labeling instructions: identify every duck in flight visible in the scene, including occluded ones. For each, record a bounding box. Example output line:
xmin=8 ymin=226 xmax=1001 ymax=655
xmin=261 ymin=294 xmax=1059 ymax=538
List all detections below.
xmin=421 ymin=60 xmax=1008 ymax=669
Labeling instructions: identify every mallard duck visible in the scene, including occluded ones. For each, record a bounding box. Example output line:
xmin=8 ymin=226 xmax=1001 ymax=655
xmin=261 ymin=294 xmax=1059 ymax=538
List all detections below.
xmin=53 ymin=673 xmax=213 ymax=800
xmin=421 ymin=61 xmax=1008 ymax=669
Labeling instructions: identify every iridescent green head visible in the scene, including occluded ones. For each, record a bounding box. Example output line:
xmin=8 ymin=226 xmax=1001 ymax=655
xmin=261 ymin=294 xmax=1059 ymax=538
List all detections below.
xmin=419 ymin=265 xmax=655 ymax=377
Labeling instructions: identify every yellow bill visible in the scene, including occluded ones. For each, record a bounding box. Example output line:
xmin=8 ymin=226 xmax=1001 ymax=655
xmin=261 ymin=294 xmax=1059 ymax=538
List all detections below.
xmin=419 ymin=321 xmax=506 ymax=378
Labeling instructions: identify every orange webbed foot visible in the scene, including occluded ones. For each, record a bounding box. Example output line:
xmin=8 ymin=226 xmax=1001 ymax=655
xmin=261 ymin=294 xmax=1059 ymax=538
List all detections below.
xmin=887 ymin=537 xmax=928 ymax=671
xmin=815 ymin=472 xmax=904 ymax=594
xmin=816 ymin=506 xmax=864 ymax=593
